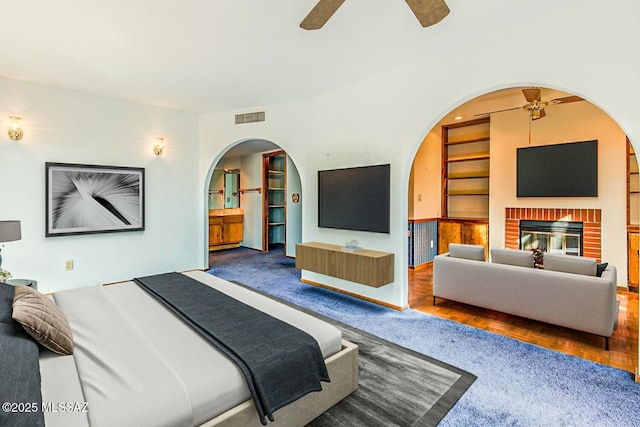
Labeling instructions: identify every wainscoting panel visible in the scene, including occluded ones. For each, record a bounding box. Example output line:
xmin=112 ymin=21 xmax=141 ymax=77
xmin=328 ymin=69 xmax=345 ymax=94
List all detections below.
xmin=409 ymin=219 xmax=438 ymax=268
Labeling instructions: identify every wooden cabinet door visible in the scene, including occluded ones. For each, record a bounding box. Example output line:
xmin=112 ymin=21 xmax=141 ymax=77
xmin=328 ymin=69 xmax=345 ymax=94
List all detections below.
xmin=209 ymin=224 xmax=222 ymax=246
xmin=463 ymin=223 xmax=489 ymax=259
xmin=629 ymin=232 xmax=639 ymax=286
xmin=223 ymin=215 xmax=244 ymax=244
xmin=438 ymin=221 xmax=461 ymax=254
xmin=209 ymin=217 xmax=223 ymax=247
xmin=438 ymin=219 xmax=488 ymax=259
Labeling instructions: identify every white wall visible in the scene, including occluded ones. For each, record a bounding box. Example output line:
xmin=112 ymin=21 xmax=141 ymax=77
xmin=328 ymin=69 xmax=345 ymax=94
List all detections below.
xmin=208 ymin=169 xmax=225 ymax=209
xmin=0 ymin=77 xmax=200 ymax=293
xmin=199 ymin=1 xmax=640 ymax=310
xmin=286 ymin=156 xmax=302 ymax=258
xmin=411 ymin=130 xmax=442 ymax=219
xmin=489 ymin=103 xmax=627 ymax=286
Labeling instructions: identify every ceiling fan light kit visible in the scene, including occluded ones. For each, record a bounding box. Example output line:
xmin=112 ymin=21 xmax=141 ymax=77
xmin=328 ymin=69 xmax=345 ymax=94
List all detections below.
xmin=524 ymin=101 xmax=547 ymax=121
xmin=300 ymin=0 xmax=450 ymax=30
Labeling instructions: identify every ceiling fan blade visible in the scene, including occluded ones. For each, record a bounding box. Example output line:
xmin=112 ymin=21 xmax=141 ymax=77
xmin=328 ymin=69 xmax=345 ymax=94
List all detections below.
xmin=522 ymin=88 xmax=541 ymax=103
xmin=300 ymin=0 xmax=346 ymax=30
xmin=473 ymin=106 xmax=521 ymax=117
xmin=549 ymin=95 xmax=584 ymax=104
xmin=404 ymin=0 xmax=450 ymax=28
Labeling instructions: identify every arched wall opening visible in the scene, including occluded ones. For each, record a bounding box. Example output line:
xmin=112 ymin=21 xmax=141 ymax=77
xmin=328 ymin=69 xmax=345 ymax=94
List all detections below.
xmin=405 ymin=84 xmax=637 ymax=370
xmin=203 ymin=138 xmax=303 ymax=268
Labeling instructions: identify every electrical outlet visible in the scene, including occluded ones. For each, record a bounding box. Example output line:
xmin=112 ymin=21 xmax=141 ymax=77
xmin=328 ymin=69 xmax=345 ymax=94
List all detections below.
xmin=417 ymin=194 xmax=422 ymax=202
xmin=65 ymin=260 xmax=74 ymax=271
xmin=430 ymin=240 xmax=434 ymax=248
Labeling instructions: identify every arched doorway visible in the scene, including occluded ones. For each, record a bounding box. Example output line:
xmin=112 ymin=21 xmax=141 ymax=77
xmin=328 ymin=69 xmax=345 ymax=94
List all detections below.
xmin=407 ymin=85 xmax=638 ymax=372
xmin=205 ymin=139 xmax=303 ymax=266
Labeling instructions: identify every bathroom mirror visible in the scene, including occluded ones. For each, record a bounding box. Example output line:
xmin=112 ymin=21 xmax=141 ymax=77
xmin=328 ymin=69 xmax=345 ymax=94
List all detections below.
xmin=224 ymin=169 xmax=240 ymax=208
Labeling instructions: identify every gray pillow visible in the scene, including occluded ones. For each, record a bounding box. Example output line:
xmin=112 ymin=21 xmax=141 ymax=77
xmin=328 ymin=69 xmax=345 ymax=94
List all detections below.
xmin=448 ymin=244 xmax=485 ymax=261
xmin=543 ymin=253 xmax=597 ymax=276
xmin=491 ymin=248 xmax=534 ymax=268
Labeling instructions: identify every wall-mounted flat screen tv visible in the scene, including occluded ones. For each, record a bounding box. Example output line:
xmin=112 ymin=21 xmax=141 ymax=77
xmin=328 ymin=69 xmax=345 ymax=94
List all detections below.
xmin=517 ymin=140 xmax=598 ymax=197
xmin=318 ymin=164 xmax=390 ymax=234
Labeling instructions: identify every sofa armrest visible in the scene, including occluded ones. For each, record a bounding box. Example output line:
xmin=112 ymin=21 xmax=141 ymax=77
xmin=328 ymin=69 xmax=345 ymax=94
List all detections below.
xmin=600 ymin=264 xmax=617 ymax=285
xmin=600 ymin=264 xmax=619 ymax=331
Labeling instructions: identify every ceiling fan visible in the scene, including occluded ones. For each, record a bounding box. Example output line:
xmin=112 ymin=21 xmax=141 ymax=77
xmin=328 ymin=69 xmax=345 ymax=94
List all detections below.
xmin=476 ymin=87 xmax=584 ymax=121
xmin=474 ymin=87 xmax=584 ymax=144
xmin=300 ymin=0 xmax=450 ymax=30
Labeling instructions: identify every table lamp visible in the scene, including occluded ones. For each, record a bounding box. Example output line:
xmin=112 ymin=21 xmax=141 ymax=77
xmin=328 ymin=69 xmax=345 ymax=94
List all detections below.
xmin=0 ymin=220 xmax=21 ymax=270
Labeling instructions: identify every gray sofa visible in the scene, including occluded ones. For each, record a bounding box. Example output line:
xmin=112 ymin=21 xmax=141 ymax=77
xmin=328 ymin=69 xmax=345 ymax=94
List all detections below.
xmin=433 ymin=244 xmax=619 ymax=349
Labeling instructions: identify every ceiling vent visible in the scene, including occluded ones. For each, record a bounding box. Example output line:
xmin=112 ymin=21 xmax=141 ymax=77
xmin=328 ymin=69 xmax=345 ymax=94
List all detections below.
xmin=235 ymin=111 xmax=266 ymax=125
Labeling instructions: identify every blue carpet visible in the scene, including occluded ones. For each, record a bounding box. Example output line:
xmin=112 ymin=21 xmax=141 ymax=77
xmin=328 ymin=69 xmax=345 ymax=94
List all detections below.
xmin=208 ymin=248 xmax=640 ymax=426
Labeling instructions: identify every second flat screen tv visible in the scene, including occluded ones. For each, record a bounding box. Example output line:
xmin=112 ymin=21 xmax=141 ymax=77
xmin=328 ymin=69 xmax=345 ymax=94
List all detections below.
xmin=517 ymin=140 xmax=598 ymax=197
xmin=318 ymin=164 xmax=390 ymax=234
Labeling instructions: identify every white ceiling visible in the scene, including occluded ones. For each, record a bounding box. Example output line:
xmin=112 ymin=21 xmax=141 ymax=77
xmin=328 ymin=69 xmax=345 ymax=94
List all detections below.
xmin=0 ymin=0 xmax=574 ymax=114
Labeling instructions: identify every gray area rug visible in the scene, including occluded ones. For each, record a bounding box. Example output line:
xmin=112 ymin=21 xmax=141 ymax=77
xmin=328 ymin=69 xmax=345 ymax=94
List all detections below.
xmin=232 ymin=281 xmax=476 ymax=427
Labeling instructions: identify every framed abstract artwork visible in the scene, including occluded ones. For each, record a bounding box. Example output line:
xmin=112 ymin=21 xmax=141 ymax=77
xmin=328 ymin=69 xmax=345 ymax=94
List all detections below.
xmin=45 ymin=162 xmax=145 ymax=237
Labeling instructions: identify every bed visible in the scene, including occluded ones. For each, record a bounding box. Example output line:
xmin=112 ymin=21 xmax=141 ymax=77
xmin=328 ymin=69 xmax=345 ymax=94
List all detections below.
xmin=1 ymin=270 xmax=359 ymax=427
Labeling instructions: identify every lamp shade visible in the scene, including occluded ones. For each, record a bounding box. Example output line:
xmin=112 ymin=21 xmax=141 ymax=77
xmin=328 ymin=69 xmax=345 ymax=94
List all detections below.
xmin=0 ymin=221 xmax=21 ymax=243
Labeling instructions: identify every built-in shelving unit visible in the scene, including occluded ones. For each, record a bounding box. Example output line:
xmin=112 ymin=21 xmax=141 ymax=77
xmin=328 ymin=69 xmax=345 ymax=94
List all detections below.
xmin=628 ymin=140 xmax=639 ymax=224
xmin=627 ymin=138 xmax=639 ymax=290
xmin=441 ymin=118 xmax=490 ymax=219
xmin=263 ymin=151 xmax=286 ymax=251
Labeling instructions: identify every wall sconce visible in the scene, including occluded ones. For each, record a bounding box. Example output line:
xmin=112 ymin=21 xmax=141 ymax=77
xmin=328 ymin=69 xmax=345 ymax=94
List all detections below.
xmin=7 ymin=116 xmax=23 ymax=141
xmin=153 ymin=137 xmax=165 ymax=156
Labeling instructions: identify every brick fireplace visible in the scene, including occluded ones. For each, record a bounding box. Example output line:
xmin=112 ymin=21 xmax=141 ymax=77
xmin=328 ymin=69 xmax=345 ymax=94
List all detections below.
xmin=505 ymin=208 xmax=601 ymax=262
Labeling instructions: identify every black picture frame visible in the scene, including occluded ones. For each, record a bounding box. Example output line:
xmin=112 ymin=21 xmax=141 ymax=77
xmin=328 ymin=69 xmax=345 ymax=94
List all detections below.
xmin=45 ymin=162 xmax=145 ymax=237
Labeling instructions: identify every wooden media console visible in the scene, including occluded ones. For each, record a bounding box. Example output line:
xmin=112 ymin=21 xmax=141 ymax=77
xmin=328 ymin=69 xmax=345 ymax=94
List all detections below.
xmin=295 ymin=242 xmax=394 ymax=287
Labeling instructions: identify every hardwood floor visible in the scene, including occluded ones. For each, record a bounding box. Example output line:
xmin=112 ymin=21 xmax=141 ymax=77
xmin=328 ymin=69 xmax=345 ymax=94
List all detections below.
xmin=409 ymin=263 xmax=639 ymax=374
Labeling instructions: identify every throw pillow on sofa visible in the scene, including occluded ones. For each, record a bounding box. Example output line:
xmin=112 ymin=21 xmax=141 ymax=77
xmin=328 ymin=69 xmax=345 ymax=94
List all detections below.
xmin=596 ymin=262 xmax=609 ymax=277
xmin=543 ymin=253 xmax=597 ymax=276
xmin=491 ymin=248 xmax=534 ymax=268
xmin=448 ymin=244 xmax=486 ymax=261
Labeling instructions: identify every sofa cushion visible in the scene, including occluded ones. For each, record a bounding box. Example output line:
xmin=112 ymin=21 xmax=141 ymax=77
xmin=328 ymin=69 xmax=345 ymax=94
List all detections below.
xmin=543 ymin=253 xmax=597 ymax=276
xmin=491 ymin=248 xmax=534 ymax=268
xmin=448 ymin=244 xmax=485 ymax=261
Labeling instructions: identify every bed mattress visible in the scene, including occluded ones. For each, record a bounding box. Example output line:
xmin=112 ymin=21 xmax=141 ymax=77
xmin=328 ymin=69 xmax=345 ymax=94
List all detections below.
xmin=39 ymin=270 xmax=342 ymax=427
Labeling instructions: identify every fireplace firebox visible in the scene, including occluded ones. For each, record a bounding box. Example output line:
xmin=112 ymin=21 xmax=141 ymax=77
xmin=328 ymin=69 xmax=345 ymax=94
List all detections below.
xmin=519 ymin=220 xmax=583 ymax=256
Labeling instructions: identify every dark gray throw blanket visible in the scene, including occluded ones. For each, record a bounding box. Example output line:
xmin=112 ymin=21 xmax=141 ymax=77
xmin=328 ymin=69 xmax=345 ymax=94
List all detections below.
xmin=134 ymin=272 xmax=330 ymax=425
xmin=0 ymin=283 xmax=45 ymax=427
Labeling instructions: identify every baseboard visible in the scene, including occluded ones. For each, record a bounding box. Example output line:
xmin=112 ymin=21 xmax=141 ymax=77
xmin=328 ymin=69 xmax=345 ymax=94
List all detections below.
xmin=209 ymin=243 xmax=241 ymax=251
xmin=636 ymin=367 xmax=640 ymax=383
xmin=409 ymin=260 xmax=433 ymax=271
xmin=300 ymin=278 xmax=407 ymax=311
